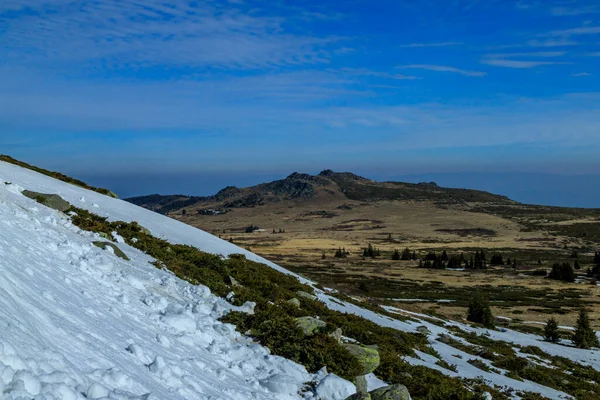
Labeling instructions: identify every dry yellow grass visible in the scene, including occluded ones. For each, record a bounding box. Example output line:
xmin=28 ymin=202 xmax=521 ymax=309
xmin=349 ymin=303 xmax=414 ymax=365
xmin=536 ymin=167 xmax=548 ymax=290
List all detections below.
xmin=173 ymin=198 xmax=600 ymax=328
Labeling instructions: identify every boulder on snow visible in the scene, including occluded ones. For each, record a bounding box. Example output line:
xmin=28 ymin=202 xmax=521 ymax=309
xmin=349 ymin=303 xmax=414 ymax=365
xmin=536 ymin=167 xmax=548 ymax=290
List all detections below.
xmin=416 ymin=326 xmax=431 ymax=336
xmin=98 ymin=232 xmax=111 ymax=240
xmin=92 ymin=241 xmax=130 ymax=261
xmin=369 ymin=384 xmax=411 ymax=400
xmin=436 ymin=334 xmax=453 ymax=344
xmin=343 ymin=344 xmax=380 ymax=375
xmin=295 ymin=316 xmax=327 ymax=336
xmin=22 ymin=190 xmax=71 ymax=212
xmin=296 ymin=290 xmax=317 ymax=301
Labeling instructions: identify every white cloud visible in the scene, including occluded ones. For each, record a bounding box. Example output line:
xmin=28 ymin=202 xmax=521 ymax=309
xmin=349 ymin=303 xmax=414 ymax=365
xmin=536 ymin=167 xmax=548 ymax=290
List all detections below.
xmin=481 ymin=51 xmax=570 ymax=68
xmin=0 ymin=0 xmax=339 ymax=70
xmin=526 ymin=39 xmax=579 ymax=47
xmin=551 ymin=6 xmax=600 ymax=16
xmin=545 ymin=26 xmax=600 ymax=37
xmin=572 ymin=72 xmax=592 ymax=76
xmin=396 ymin=64 xmax=486 ymax=77
xmin=399 ymin=42 xmax=463 ymax=48
xmin=334 ymin=68 xmax=421 ymax=80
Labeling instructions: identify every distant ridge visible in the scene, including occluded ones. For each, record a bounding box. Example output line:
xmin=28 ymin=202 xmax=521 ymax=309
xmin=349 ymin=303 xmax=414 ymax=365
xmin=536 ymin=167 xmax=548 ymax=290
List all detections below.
xmin=126 ymin=169 xmax=514 ymax=215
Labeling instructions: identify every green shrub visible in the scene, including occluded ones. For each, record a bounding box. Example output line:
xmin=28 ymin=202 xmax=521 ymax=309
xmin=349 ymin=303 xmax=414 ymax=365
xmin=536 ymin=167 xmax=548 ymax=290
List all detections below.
xmin=0 ymin=154 xmax=117 ymax=197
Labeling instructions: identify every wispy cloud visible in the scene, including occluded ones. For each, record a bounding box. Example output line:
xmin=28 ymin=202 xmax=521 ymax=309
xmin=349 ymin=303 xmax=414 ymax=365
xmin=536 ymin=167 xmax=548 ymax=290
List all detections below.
xmin=587 ymin=52 xmax=600 ymax=56
xmin=545 ymin=26 xmax=600 ymax=37
xmin=399 ymin=42 xmax=463 ymax=48
xmin=551 ymin=6 xmax=600 ymax=16
xmin=335 ymin=68 xmax=421 ymax=80
xmin=0 ymin=0 xmax=341 ymax=71
xmin=396 ymin=64 xmax=486 ymax=77
xmin=481 ymin=51 xmax=570 ymax=68
xmin=572 ymin=72 xmax=592 ymax=76
xmin=526 ymin=39 xmax=579 ymax=47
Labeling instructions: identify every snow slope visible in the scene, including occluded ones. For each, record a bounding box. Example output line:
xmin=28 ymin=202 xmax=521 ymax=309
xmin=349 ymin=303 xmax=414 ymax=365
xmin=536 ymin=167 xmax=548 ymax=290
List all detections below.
xmin=0 ymin=161 xmax=353 ymax=399
xmin=1 ymin=160 xmax=598 ymax=400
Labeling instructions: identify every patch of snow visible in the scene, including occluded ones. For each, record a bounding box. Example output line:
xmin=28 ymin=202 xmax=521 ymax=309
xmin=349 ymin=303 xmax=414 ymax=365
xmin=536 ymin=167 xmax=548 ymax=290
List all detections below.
xmin=314 ymin=374 xmax=356 ymax=400
xmin=365 ymin=373 xmax=387 ymax=391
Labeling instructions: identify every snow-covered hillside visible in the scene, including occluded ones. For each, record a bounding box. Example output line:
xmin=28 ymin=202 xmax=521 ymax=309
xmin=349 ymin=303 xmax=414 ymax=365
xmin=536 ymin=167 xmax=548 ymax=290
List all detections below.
xmin=2 ymin=160 xmax=600 ymax=400
xmin=0 ymin=161 xmax=355 ymax=399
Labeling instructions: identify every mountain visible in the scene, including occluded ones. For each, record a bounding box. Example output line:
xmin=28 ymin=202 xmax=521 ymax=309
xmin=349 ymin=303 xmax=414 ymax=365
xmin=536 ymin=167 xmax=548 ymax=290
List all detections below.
xmin=126 ymin=169 xmax=514 ymax=215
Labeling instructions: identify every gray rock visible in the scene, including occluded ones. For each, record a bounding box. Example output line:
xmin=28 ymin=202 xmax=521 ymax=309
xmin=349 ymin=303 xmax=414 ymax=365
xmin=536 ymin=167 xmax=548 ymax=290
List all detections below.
xmin=343 ymin=344 xmax=380 ymax=375
xmin=98 ymin=232 xmax=111 ymax=240
xmin=227 ymin=276 xmax=242 ymax=287
xmin=346 ymin=392 xmax=371 ymax=400
xmin=287 ymin=298 xmax=301 ymax=308
xmin=296 ymin=291 xmax=317 ymax=301
xmin=92 ymin=241 xmax=130 ymax=261
xmin=329 ymin=327 xmax=343 ymax=343
xmin=295 ymin=316 xmax=327 ymax=336
xmin=437 ymin=334 xmax=452 ymax=344
xmin=22 ymin=190 xmax=71 ymax=212
xmin=354 ymin=375 xmax=368 ymax=395
xmin=416 ymin=326 xmax=431 ymax=336
xmin=370 ymin=384 xmax=411 ymax=400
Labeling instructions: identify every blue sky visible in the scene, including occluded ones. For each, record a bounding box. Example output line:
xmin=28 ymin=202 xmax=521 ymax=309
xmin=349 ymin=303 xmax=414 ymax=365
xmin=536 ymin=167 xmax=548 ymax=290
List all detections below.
xmin=1 ymin=0 xmax=600 ymax=203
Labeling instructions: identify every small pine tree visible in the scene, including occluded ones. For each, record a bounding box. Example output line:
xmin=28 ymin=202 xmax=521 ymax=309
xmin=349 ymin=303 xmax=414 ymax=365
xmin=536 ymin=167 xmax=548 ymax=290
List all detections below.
xmin=467 ymin=290 xmax=495 ymax=329
xmin=363 ymin=243 xmax=379 ymax=258
xmin=334 ymin=247 xmax=347 ymax=258
xmin=573 ymin=308 xmax=599 ymax=349
xmin=594 ymin=251 xmax=600 ymax=265
xmin=401 ymin=248 xmax=412 ymax=260
xmin=570 ymin=250 xmax=579 ymax=259
xmin=544 ymin=318 xmax=560 ymax=343
xmin=441 ymin=250 xmax=449 ymax=262
xmin=490 ymin=254 xmax=504 ymax=265
xmin=392 ymin=249 xmax=401 ymax=260
xmin=321 ymin=252 xmax=326 ymax=259
xmin=574 ymin=260 xmax=581 ymax=270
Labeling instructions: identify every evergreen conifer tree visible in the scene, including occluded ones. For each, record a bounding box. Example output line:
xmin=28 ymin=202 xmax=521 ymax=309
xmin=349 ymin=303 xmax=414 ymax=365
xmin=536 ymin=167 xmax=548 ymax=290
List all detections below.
xmin=392 ymin=249 xmax=400 ymax=260
xmin=573 ymin=308 xmax=599 ymax=349
xmin=441 ymin=250 xmax=449 ymax=262
xmin=544 ymin=317 xmax=560 ymax=343
xmin=467 ymin=290 xmax=495 ymax=329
